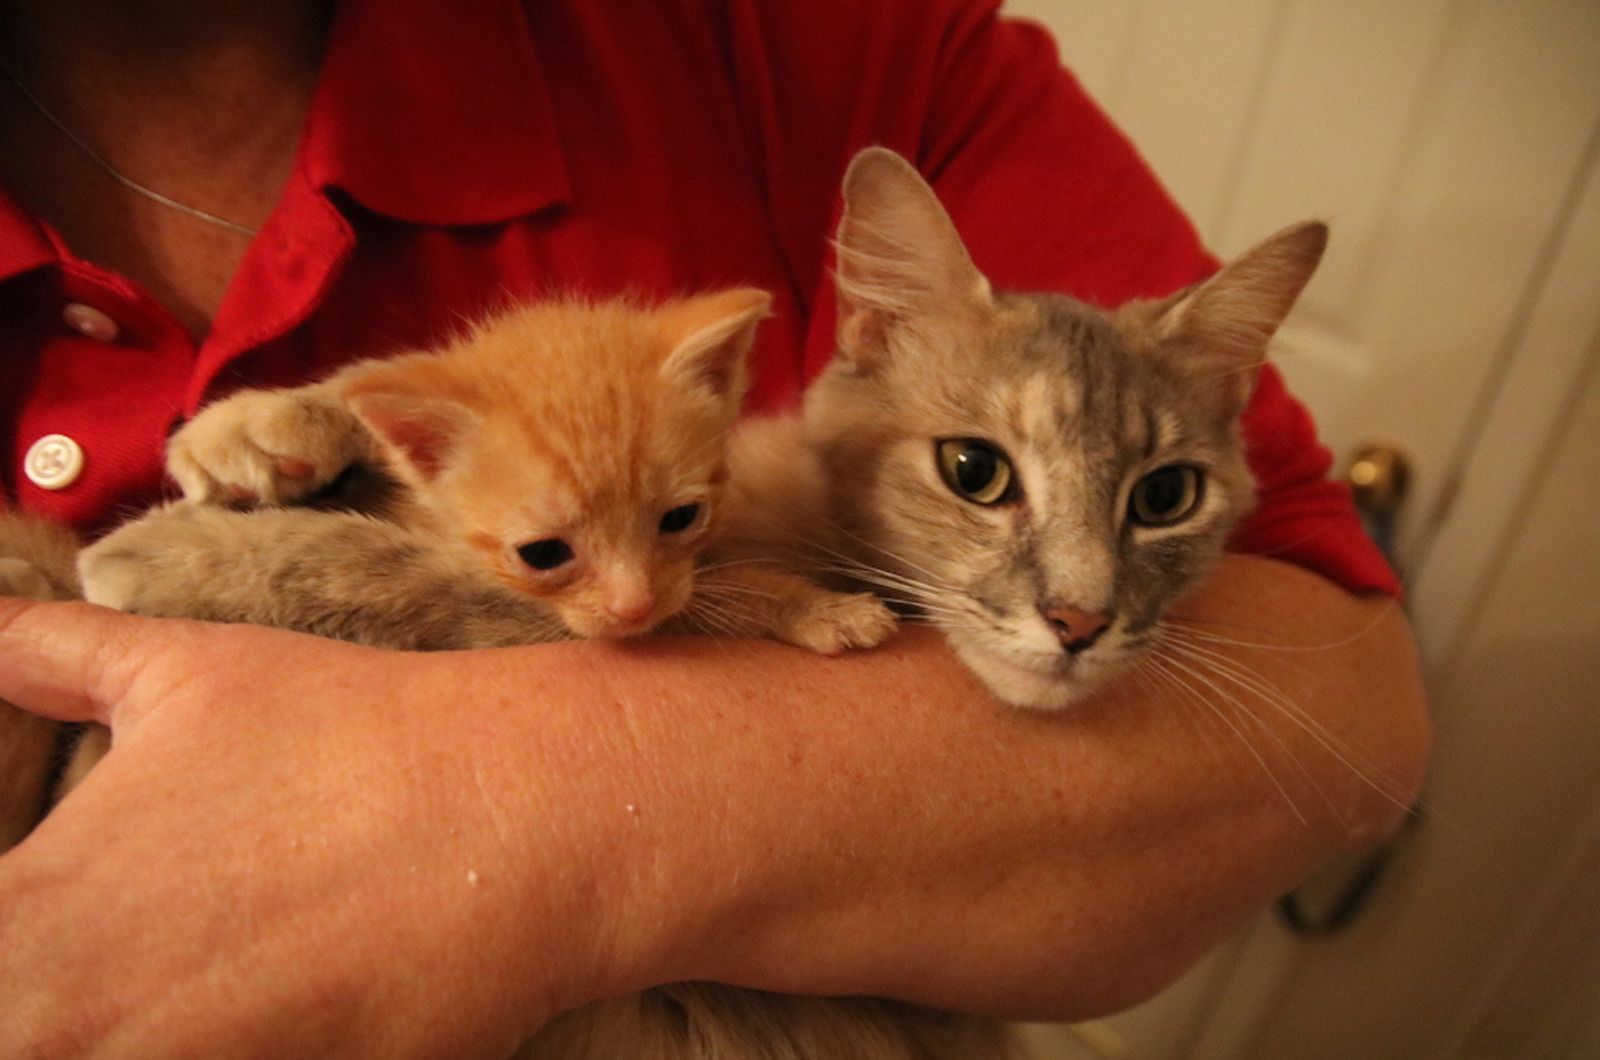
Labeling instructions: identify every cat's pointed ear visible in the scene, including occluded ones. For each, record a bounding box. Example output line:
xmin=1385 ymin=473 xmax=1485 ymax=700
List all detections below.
xmin=658 ymin=288 xmax=771 ymax=414
xmin=834 ymin=148 xmax=992 ymax=372
xmin=338 ymin=359 xmax=479 ymax=484
xmin=1148 ymin=221 xmax=1327 ymax=415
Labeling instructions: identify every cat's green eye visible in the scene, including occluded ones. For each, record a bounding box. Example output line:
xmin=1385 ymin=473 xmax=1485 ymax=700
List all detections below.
xmin=1128 ymin=465 xmax=1203 ymax=527
xmin=518 ymin=538 xmax=574 ymax=570
xmin=659 ymin=503 xmax=701 ymax=534
xmin=936 ymin=439 xmax=1016 ymax=506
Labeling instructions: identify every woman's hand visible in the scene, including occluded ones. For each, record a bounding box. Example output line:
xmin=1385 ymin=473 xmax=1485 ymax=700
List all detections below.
xmin=0 ymin=600 xmax=643 ymax=1057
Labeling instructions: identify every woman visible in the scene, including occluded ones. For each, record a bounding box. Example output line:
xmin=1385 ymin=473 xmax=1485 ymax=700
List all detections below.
xmin=0 ymin=0 xmax=1426 ymax=1053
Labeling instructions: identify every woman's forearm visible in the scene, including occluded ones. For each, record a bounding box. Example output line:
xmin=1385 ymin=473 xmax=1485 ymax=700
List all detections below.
xmin=498 ymin=553 xmax=1429 ymax=1018
xmin=0 ymin=553 xmax=1426 ymax=1053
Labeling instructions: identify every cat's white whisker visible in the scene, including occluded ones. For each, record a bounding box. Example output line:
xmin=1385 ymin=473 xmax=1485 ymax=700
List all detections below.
xmin=817 ymin=518 xmax=951 ymax=586
xmin=820 ymin=564 xmax=947 ymax=599
xmin=1159 ymin=626 xmax=1396 ymax=775
xmin=1158 ymin=633 xmax=1417 ymax=816
xmin=871 ymin=594 xmax=957 ymax=617
xmin=810 ymin=559 xmax=957 ymax=602
xmin=1146 ymin=651 xmax=1311 ymax=825
xmin=1157 ymin=643 xmax=1352 ymax=825
xmin=1163 ymin=600 xmax=1400 ymax=654
xmin=1135 ymin=660 xmax=1232 ymax=765
xmin=1159 ymin=639 xmax=1421 ymax=828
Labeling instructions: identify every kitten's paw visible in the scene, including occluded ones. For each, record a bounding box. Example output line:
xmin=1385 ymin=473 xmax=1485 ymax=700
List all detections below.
xmin=168 ymin=387 xmax=369 ymax=506
xmin=76 ymin=510 xmax=191 ymax=613
xmin=783 ymin=591 xmax=898 ymax=655
xmin=76 ymin=538 xmax=146 ymax=613
xmin=0 ymin=558 xmax=60 ymax=601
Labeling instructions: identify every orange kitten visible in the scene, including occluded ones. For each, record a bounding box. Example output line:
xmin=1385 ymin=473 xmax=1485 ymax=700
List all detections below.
xmin=78 ymin=291 xmax=895 ymax=653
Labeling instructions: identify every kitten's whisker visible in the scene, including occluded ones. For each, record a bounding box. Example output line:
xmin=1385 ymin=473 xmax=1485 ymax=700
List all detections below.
xmin=690 ymin=596 xmax=774 ymax=625
xmin=695 ymin=556 xmax=787 ymax=575
xmin=685 ymin=590 xmax=769 ymax=627
xmin=693 ymin=582 xmax=782 ymax=603
xmin=683 ymin=598 xmax=755 ymax=640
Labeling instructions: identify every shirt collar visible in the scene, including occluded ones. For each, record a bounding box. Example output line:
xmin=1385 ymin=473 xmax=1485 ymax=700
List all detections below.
xmin=300 ymin=0 xmax=569 ymax=226
xmin=0 ymin=0 xmax=567 ymax=283
xmin=0 ymin=193 xmax=57 ymax=285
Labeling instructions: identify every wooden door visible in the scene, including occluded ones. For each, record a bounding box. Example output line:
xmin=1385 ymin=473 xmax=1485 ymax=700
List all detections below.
xmin=1000 ymin=1 xmax=1600 ymax=1055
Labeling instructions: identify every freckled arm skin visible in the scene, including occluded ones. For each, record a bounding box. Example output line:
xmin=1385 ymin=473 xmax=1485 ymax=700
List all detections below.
xmin=0 ymin=553 xmax=1426 ymax=1056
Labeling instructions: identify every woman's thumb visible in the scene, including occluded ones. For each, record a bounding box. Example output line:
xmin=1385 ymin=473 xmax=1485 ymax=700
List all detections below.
xmin=0 ymin=597 xmax=168 ymax=727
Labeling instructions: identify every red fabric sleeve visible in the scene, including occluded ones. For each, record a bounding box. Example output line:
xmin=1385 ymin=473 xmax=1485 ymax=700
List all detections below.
xmin=732 ymin=0 xmax=1398 ymax=596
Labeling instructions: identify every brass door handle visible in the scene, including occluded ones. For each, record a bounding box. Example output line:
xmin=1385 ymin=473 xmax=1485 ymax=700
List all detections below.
xmin=1347 ymin=442 xmax=1411 ymax=517
xmin=1344 ymin=442 xmax=1412 ymax=573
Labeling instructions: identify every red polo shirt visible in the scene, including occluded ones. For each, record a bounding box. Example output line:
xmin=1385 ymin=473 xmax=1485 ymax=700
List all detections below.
xmin=0 ymin=0 xmax=1398 ymax=595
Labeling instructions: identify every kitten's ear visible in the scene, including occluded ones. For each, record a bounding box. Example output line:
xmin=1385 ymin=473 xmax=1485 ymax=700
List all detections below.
xmin=338 ymin=359 xmax=479 ymax=484
xmin=834 ymin=148 xmax=992 ymax=372
xmin=1149 ymin=221 xmax=1327 ymax=414
xmin=658 ymin=288 xmax=771 ymax=414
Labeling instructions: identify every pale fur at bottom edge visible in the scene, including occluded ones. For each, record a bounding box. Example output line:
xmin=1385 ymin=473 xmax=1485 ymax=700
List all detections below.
xmin=516 ymin=984 xmax=1019 ymax=1060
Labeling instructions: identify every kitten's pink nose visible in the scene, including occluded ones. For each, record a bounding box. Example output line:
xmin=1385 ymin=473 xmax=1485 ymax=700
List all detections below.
xmin=605 ymin=591 xmax=656 ymax=626
xmin=1042 ymin=607 xmax=1112 ymax=655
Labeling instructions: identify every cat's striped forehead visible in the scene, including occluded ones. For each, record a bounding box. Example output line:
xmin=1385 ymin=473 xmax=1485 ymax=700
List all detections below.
xmin=921 ymin=293 xmax=1203 ymax=469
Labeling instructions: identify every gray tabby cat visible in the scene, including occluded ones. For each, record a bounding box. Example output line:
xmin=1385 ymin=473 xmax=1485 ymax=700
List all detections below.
xmin=727 ymin=148 xmax=1326 ymax=712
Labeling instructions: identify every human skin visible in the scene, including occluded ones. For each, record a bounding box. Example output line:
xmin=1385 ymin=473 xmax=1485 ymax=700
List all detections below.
xmin=0 ymin=3 xmax=1429 ymax=1052
xmin=0 ymin=554 xmax=1428 ymax=1056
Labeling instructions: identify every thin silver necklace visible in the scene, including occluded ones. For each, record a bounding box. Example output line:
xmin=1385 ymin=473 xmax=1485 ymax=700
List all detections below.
xmin=0 ymin=60 xmax=261 ymax=238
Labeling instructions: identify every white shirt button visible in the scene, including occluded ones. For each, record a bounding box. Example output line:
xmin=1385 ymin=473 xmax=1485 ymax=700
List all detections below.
xmin=24 ymin=434 xmax=85 ymax=491
xmin=61 ymin=302 xmax=120 ymax=342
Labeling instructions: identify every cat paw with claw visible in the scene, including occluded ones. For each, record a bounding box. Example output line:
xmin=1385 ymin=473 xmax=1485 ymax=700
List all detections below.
xmin=781 ymin=591 xmax=898 ymax=656
xmin=167 ymin=386 xmax=372 ymax=506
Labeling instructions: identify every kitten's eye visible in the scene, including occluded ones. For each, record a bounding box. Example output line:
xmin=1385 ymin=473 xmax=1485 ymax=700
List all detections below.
xmin=1129 ymin=466 xmax=1203 ymax=526
xmin=936 ymin=439 xmax=1016 ymax=506
xmin=659 ymin=503 xmax=701 ymax=534
xmin=517 ymin=538 xmax=574 ymax=570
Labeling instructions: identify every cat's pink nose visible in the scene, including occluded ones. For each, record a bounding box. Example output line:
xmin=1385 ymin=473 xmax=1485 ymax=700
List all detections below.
xmin=1041 ymin=607 xmax=1111 ymax=655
